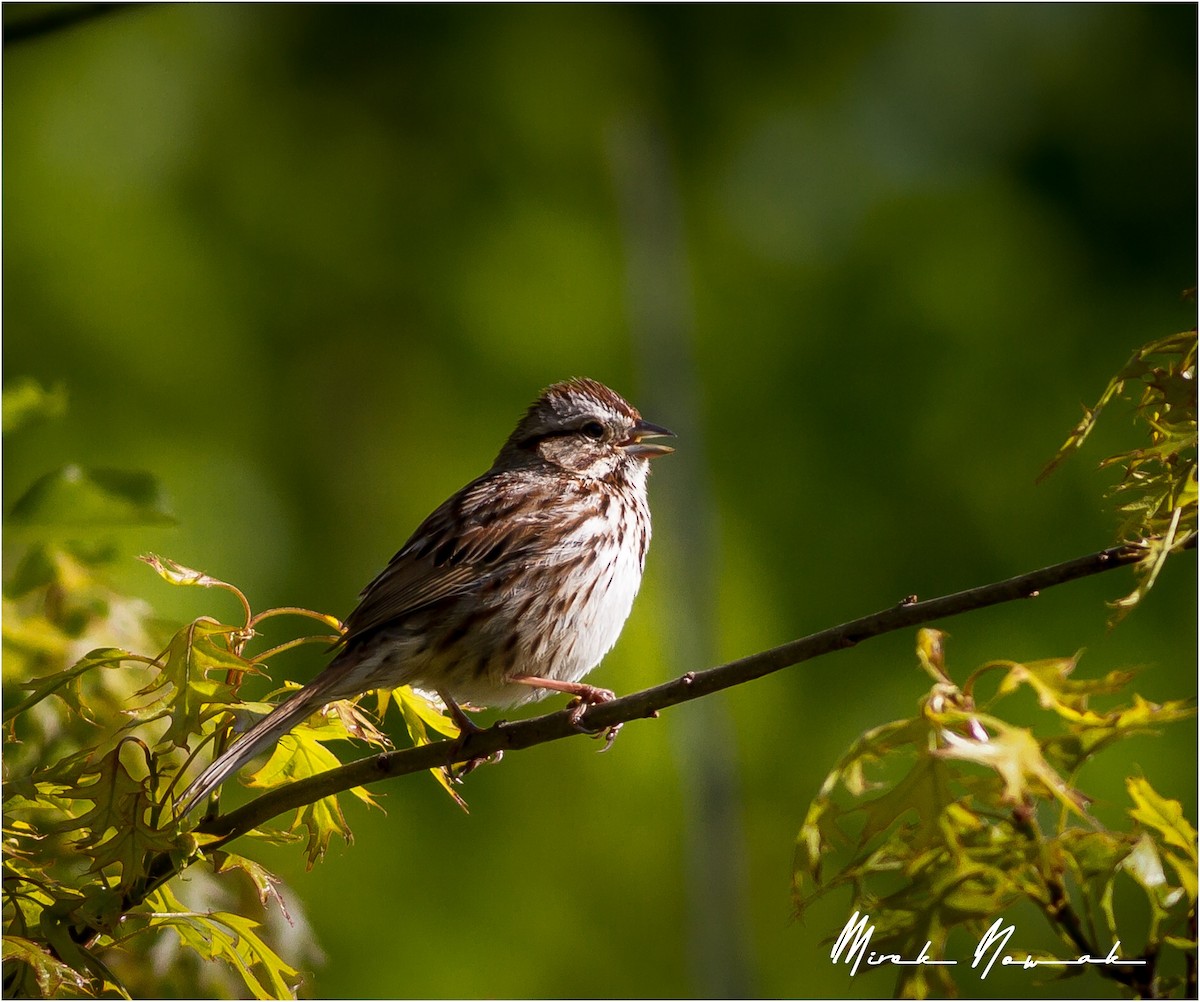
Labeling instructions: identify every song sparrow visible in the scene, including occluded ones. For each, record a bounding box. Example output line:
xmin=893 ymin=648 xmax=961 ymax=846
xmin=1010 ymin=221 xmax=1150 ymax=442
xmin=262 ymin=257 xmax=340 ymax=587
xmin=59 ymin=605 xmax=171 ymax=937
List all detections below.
xmin=178 ymin=378 xmax=673 ymax=813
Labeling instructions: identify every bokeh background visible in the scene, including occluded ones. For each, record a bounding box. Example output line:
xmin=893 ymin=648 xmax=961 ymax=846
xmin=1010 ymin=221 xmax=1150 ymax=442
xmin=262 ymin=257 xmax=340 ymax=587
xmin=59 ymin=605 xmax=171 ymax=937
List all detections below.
xmin=4 ymin=4 xmax=1196 ymax=998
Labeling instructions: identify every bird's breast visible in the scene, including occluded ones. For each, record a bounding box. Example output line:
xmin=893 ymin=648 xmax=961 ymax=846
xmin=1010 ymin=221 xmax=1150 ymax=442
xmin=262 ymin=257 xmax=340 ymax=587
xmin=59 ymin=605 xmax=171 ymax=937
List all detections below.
xmin=534 ymin=489 xmax=651 ymax=683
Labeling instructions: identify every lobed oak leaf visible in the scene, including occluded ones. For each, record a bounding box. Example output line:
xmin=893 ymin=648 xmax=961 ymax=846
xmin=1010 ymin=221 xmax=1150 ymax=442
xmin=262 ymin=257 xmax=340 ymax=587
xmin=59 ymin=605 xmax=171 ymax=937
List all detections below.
xmin=1127 ymin=777 xmax=1198 ymax=862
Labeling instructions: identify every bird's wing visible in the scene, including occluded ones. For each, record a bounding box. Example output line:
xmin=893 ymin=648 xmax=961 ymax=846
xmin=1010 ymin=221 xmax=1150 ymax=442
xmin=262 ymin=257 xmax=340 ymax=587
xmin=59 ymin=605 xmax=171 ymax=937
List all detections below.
xmin=337 ymin=471 xmax=567 ymax=648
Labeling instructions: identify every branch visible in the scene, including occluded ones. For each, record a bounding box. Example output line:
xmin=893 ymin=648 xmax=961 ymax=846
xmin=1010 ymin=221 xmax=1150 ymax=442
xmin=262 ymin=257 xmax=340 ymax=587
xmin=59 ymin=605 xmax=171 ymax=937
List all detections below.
xmin=198 ymin=539 xmax=1187 ymax=846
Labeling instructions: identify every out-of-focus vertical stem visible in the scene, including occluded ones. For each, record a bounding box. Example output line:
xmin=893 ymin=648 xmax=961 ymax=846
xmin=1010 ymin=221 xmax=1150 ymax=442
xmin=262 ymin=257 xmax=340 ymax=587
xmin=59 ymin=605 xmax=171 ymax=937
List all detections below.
xmin=607 ymin=115 xmax=756 ymax=999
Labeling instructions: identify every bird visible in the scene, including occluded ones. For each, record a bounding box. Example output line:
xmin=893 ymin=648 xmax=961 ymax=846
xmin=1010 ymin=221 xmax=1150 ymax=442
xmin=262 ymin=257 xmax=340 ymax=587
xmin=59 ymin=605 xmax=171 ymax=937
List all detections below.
xmin=177 ymin=378 xmax=673 ymax=814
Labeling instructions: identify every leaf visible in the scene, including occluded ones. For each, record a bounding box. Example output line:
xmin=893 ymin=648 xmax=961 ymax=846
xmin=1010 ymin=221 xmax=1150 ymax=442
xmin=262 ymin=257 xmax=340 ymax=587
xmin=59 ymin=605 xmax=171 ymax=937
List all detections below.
xmin=855 ymin=748 xmax=950 ymax=855
xmin=1127 ymin=777 xmax=1198 ymax=861
xmin=7 ymin=466 xmax=175 ymax=529
xmin=133 ymin=619 xmax=252 ymax=749
xmin=1059 ymin=828 xmax=1136 ymax=941
xmin=212 ymin=913 xmax=299 ymax=1000
xmin=1039 ymin=329 xmax=1196 ymax=483
xmin=992 ymin=653 xmax=1134 ymax=718
xmin=245 ymin=727 xmax=342 ymax=791
xmin=1164 ymin=850 xmax=1199 ymax=905
xmin=794 ymin=629 xmax=1198 ymax=997
xmin=1 ymin=934 xmax=94 ymax=998
xmin=138 ymin=553 xmax=234 ymax=591
xmin=3 ymin=377 xmax=68 ymax=433
xmin=139 ymin=554 xmax=257 ymax=644
xmin=146 ymin=887 xmax=299 ymax=999
xmin=38 ymin=910 xmax=130 ymax=999
xmin=1037 ymin=328 xmax=1197 ymax=620
xmin=388 ymin=686 xmax=459 ymax=740
xmin=1042 ymin=694 xmax=1196 ymax=772
xmin=1108 ymin=518 xmax=1183 ymax=626
xmin=793 ymin=716 xmax=951 ymax=916
xmin=933 ymin=716 xmax=1090 ymax=817
xmin=3 ymin=648 xmax=136 ymax=725
xmin=247 ymin=731 xmax=357 ymax=867
xmin=49 ymin=745 xmax=147 ymax=836
xmin=915 ymin=628 xmax=951 ymax=685
xmin=211 ymin=851 xmax=292 ymax=923
xmin=323 ymin=699 xmax=392 ymax=749
xmin=387 ymin=687 xmax=468 ymax=810
xmin=1122 ymin=833 xmax=1184 ymax=937
xmin=49 ymin=743 xmax=183 ymax=891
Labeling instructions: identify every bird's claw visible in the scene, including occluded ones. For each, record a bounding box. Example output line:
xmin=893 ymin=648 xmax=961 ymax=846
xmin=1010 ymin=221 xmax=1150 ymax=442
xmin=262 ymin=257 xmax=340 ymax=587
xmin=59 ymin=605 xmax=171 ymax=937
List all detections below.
xmin=594 ymin=721 xmax=622 ymax=752
xmin=565 ymin=685 xmax=615 ymax=726
xmin=445 ymin=709 xmax=503 ymax=781
xmin=448 ymin=748 xmax=503 ymax=782
xmin=563 ymin=686 xmax=621 ymax=750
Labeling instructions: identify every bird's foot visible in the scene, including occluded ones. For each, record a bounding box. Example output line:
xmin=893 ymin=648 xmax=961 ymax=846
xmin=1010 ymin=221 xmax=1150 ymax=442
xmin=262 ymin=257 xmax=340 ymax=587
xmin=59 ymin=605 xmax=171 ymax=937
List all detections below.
xmin=438 ymin=689 xmax=502 ymax=781
xmin=509 ymin=675 xmax=623 ymax=749
xmin=559 ymin=683 xmax=623 ymax=749
xmin=447 ymin=747 xmax=503 ymax=783
xmin=563 ymin=683 xmax=615 ymax=725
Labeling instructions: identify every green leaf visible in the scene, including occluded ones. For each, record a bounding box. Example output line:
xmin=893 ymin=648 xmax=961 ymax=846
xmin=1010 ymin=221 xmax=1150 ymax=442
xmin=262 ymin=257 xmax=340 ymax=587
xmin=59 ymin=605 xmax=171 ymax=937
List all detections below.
xmin=2 ymin=377 xmax=67 ymax=434
xmin=133 ymin=619 xmax=251 ymax=749
xmin=933 ymin=714 xmax=1090 ymax=816
xmin=915 ymin=627 xmax=952 ymax=685
xmin=211 ymin=851 xmax=290 ymax=919
xmin=1043 ymin=694 xmax=1196 ymax=772
xmin=1127 ymin=777 xmax=1198 ymax=861
xmin=1059 ymin=828 xmax=1135 ymax=941
xmin=855 ymin=745 xmax=950 ymax=855
xmin=795 ymin=629 xmax=1196 ymax=999
xmin=145 ymin=886 xmax=299 ymax=1000
xmin=7 ymin=466 xmax=176 ymax=529
xmin=388 ymin=685 xmax=459 ymax=739
xmin=49 ymin=745 xmax=147 ymax=836
xmin=992 ymin=653 xmax=1135 ymax=718
xmin=1 ymin=934 xmax=94 ymax=998
xmin=793 ymin=717 xmax=928 ymax=912
xmin=322 ymin=698 xmax=392 ymax=749
xmin=1037 ymin=328 xmax=1197 ymax=620
xmin=1164 ymin=850 xmax=1198 ymax=905
xmin=387 ymin=687 xmax=468 ymax=810
xmin=209 ymin=911 xmax=299 ymax=1000
xmin=37 ymin=911 xmax=129 ymax=999
xmin=138 ymin=553 xmax=234 ymax=591
xmin=247 ymin=730 xmax=356 ymax=867
xmin=3 ymin=648 xmax=135 ymax=725
xmin=1121 ymin=833 xmax=1184 ymax=940
xmin=49 ymin=743 xmax=183 ymax=891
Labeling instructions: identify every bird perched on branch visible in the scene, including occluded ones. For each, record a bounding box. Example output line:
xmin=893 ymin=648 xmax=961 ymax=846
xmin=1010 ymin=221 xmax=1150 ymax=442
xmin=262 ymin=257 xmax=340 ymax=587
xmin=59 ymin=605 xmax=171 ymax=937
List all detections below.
xmin=178 ymin=378 xmax=674 ymax=814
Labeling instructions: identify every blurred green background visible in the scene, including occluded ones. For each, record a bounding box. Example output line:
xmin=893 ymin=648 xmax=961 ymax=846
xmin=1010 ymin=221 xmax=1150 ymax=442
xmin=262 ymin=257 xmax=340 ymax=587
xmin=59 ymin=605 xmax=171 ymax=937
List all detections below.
xmin=3 ymin=4 xmax=1196 ymax=998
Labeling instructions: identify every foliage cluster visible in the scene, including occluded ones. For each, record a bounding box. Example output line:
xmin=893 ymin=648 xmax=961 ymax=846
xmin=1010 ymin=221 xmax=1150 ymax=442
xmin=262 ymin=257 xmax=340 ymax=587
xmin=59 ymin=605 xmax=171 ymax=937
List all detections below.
xmin=797 ymin=326 xmax=1197 ymax=998
xmin=3 ymin=543 xmax=462 ymax=998
xmin=3 ymin=386 xmax=462 ymax=998
xmin=1040 ymin=330 xmax=1197 ymax=621
xmin=795 ymin=629 xmax=1196 ymax=998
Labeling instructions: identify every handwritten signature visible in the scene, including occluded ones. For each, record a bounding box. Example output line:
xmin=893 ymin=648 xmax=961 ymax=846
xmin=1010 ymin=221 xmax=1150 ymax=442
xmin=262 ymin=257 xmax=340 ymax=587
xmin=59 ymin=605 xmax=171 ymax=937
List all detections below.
xmin=830 ymin=911 xmax=1147 ymax=979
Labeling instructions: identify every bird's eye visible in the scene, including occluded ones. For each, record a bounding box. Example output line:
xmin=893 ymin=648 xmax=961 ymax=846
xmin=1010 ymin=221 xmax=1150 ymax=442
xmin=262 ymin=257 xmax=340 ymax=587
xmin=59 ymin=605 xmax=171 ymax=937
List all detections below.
xmin=580 ymin=420 xmax=605 ymax=440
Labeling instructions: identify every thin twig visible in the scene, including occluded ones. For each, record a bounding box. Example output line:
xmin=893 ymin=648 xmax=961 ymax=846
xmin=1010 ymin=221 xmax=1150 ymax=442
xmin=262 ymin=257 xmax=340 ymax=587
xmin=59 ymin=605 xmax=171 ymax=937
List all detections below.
xmin=59 ymin=535 xmax=1196 ymax=949
xmin=197 ymin=540 xmax=1180 ymax=846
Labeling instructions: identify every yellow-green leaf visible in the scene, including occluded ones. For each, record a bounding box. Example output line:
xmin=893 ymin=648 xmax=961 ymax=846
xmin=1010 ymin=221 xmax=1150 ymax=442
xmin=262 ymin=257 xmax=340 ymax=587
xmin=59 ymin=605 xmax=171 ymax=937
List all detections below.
xmin=2 ymin=934 xmax=94 ymax=998
xmin=1127 ymin=776 xmax=1199 ymax=861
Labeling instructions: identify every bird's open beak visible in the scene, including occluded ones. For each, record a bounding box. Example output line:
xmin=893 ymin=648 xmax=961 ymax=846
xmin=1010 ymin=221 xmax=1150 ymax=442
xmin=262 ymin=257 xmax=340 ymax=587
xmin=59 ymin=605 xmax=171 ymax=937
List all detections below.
xmin=621 ymin=419 xmax=676 ymax=459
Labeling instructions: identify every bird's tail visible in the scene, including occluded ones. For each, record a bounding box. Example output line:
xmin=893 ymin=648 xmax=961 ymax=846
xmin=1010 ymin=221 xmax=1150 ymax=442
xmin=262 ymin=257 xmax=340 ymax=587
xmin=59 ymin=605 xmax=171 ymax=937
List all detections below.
xmin=176 ymin=676 xmax=341 ymax=817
